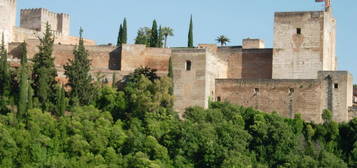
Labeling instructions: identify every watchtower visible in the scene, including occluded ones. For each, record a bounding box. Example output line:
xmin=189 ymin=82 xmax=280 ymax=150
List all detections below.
xmin=272 ymin=9 xmax=336 ymax=79
xmin=0 ymin=0 xmax=16 ymax=46
xmin=20 ymin=8 xmax=70 ymax=36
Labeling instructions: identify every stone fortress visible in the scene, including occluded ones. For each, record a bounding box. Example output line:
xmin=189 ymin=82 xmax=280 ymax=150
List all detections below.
xmin=1 ymin=0 xmax=356 ymax=123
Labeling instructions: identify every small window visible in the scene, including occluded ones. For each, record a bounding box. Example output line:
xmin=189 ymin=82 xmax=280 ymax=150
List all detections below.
xmin=217 ymin=97 xmax=221 ymax=102
xmin=254 ymin=88 xmax=260 ymax=96
xmin=185 ymin=60 xmax=192 ymax=71
xmin=297 ymin=28 xmax=302 ymax=35
xmin=334 ymin=83 xmax=339 ymax=89
xmin=289 ymin=88 xmax=295 ymax=95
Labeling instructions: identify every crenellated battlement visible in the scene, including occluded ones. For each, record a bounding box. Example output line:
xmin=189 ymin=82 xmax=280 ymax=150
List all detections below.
xmin=3 ymin=0 xmax=16 ymax=5
xmin=20 ymin=7 xmax=70 ymax=36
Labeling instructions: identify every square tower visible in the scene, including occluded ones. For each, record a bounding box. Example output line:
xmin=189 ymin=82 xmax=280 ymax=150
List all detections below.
xmin=0 ymin=0 xmax=17 ymax=45
xmin=272 ymin=10 xmax=336 ymax=79
xmin=20 ymin=8 xmax=70 ymax=36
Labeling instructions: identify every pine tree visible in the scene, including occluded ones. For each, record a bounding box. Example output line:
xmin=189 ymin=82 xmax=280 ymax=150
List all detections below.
xmin=122 ymin=18 xmax=128 ymax=44
xmin=32 ymin=23 xmax=57 ymax=110
xmin=188 ymin=15 xmax=194 ymax=48
xmin=18 ymin=42 xmax=29 ymax=118
xmin=0 ymin=32 xmax=11 ymax=97
xmin=149 ymin=20 xmax=159 ymax=47
xmin=117 ymin=24 xmax=123 ymax=46
xmin=64 ymin=28 xmax=95 ymax=105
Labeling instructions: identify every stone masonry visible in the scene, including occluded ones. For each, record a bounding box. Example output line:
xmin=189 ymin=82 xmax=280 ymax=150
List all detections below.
xmin=2 ymin=0 xmax=355 ymax=123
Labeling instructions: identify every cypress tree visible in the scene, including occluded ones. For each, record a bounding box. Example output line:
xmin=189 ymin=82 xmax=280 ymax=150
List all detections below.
xmin=27 ymin=84 xmax=33 ymax=110
xmin=55 ymin=85 xmax=66 ymax=116
xmin=168 ymin=57 xmax=174 ymax=95
xmin=0 ymin=32 xmax=11 ymax=97
xmin=188 ymin=15 xmax=194 ymax=48
xmin=158 ymin=25 xmax=163 ymax=48
xmin=32 ymin=23 xmax=57 ymax=110
xmin=18 ymin=42 xmax=29 ymax=118
xmin=117 ymin=24 xmax=123 ymax=46
xmin=149 ymin=20 xmax=159 ymax=47
xmin=122 ymin=18 xmax=127 ymax=44
xmin=112 ymin=72 xmax=116 ymax=88
xmin=64 ymin=28 xmax=95 ymax=105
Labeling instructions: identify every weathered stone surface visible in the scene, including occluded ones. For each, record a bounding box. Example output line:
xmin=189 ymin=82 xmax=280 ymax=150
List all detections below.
xmin=272 ymin=11 xmax=336 ymax=79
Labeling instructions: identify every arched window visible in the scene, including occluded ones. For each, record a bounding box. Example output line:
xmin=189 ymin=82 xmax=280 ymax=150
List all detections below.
xmin=185 ymin=60 xmax=192 ymax=71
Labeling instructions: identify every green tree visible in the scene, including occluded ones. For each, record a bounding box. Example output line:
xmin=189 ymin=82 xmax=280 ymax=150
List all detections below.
xmin=161 ymin=27 xmax=174 ymax=48
xmin=55 ymin=85 xmax=66 ymax=116
xmin=158 ymin=26 xmax=163 ymax=48
xmin=0 ymin=33 xmax=11 ymax=114
xmin=135 ymin=27 xmax=151 ymax=45
xmin=188 ymin=15 xmax=194 ymax=48
xmin=64 ymin=28 xmax=95 ymax=105
xmin=0 ymin=32 xmax=11 ymax=97
xmin=112 ymin=72 xmax=117 ymax=88
xmin=27 ymin=84 xmax=33 ymax=110
xmin=149 ymin=20 xmax=159 ymax=47
xmin=168 ymin=57 xmax=173 ymax=95
xmin=117 ymin=24 xmax=123 ymax=46
xmin=216 ymin=35 xmax=230 ymax=46
xmin=122 ymin=18 xmax=128 ymax=44
xmin=32 ymin=23 xmax=57 ymax=110
xmin=18 ymin=42 xmax=29 ymax=119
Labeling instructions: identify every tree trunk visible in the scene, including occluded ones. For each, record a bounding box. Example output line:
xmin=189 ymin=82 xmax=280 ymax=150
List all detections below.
xmin=164 ymin=35 xmax=168 ymax=48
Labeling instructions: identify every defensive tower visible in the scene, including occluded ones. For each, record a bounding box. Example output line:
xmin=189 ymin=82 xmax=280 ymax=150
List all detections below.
xmin=20 ymin=8 xmax=70 ymax=36
xmin=0 ymin=0 xmax=16 ymax=46
xmin=272 ymin=10 xmax=336 ymax=79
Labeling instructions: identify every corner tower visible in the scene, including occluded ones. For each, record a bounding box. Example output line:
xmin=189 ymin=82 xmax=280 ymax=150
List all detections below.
xmin=0 ymin=0 xmax=16 ymax=45
xmin=272 ymin=10 xmax=336 ymax=79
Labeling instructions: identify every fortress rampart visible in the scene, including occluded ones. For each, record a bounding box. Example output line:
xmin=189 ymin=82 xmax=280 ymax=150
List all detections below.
xmin=2 ymin=0 xmax=355 ymax=122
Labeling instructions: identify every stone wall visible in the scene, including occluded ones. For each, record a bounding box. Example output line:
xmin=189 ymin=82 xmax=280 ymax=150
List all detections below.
xmin=216 ymin=47 xmax=273 ymax=79
xmin=215 ymin=71 xmax=352 ymax=123
xmin=243 ymin=39 xmax=265 ymax=49
xmin=8 ymin=42 xmax=168 ymax=81
xmin=172 ymin=48 xmax=208 ymax=116
xmin=119 ymin=44 xmax=171 ymax=73
xmin=0 ymin=0 xmax=17 ymax=46
xmin=318 ymin=71 xmax=353 ymax=122
xmin=272 ymin=11 xmax=336 ymax=79
xmin=215 ymin=78 xmax=323 ymax=122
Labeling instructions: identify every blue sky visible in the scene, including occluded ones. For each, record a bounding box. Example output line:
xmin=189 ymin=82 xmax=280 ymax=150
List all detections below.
xmin=17 ymin=0 xmax=357 ymax=83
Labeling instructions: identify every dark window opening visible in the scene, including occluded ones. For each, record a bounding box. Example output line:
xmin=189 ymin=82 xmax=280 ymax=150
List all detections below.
xmin=289 ymin=88 xmax=295 ymax=95
xmin=217 ymin=97 xmax=221 ymax=102
xmin=334 ymin=83 xmax=339 ymax=89
xmin=297 ymin=28 xmax=302 ymax=35
xmin=254 ymin=88 xmax=260 ymax=96
xmin=185 ymin=60 xmax=192 ymax=71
